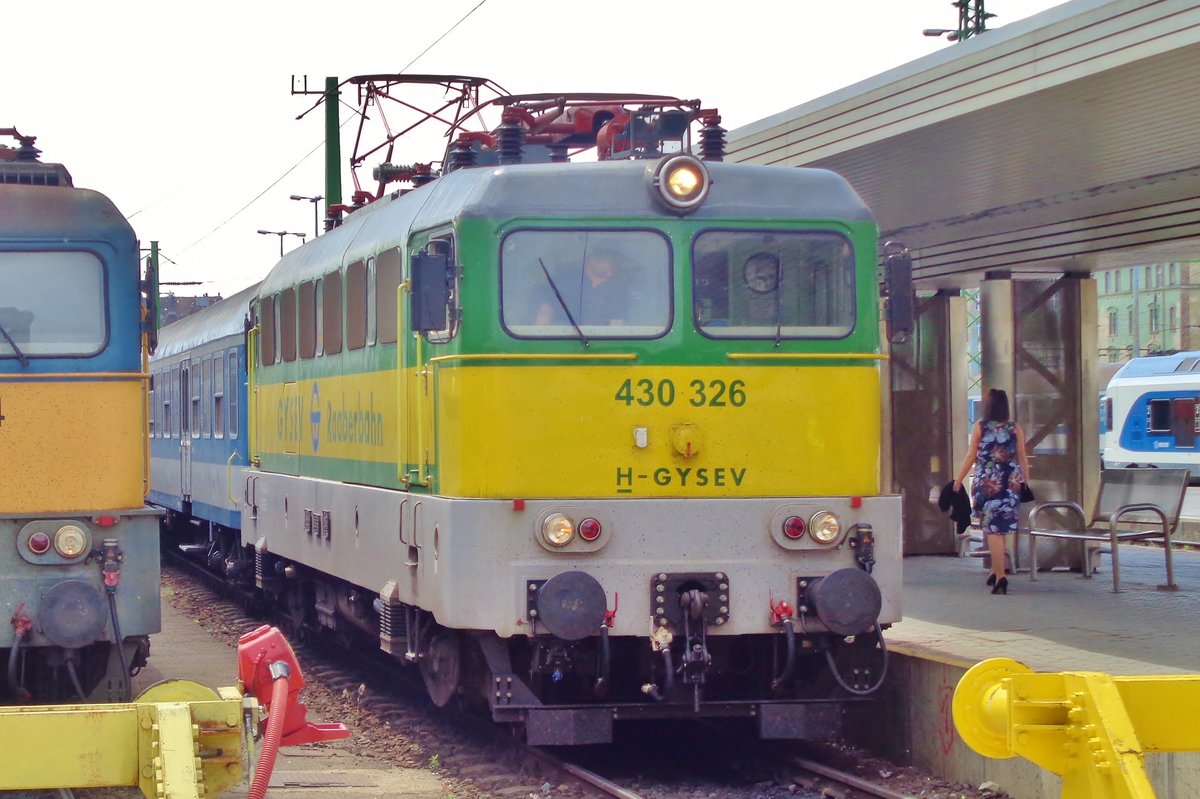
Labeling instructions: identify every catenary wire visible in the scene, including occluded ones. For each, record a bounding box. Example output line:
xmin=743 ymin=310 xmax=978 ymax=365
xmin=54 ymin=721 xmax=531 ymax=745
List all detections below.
xmin=179 ymin=0 xmax=492 ymax=253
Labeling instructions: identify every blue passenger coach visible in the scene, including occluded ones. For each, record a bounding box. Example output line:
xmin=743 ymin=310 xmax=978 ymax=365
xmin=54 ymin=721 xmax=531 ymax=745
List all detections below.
xmin=148 ymin=284 xmax=256 ymax=543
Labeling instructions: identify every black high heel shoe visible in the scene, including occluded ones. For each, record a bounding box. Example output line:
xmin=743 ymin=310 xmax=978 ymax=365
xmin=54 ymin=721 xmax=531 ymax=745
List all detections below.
xmin=991 ymin=577 xmax=1008 ymax=595
xmin=986 ymin=573 xmax=997 ymax=587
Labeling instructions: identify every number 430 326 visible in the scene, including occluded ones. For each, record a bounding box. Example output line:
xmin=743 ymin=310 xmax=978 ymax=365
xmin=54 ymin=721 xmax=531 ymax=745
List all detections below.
xmin=614 ymin=378 xmax=746 ymax=407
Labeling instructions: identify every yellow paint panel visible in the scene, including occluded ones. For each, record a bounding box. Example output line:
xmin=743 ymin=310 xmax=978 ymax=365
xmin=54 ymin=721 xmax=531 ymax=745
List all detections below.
xmin=257 ymin=371 xmax=396 ymax=462
xmin=0 ymin=378 xmax=145 ymax=512
xmin=435 ymin=364 xmax=881 ymax=498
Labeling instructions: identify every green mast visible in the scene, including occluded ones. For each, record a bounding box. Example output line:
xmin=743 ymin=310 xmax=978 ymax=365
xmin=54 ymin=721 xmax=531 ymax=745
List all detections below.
xmin=324 ymin=76 xmax=342 ymax=228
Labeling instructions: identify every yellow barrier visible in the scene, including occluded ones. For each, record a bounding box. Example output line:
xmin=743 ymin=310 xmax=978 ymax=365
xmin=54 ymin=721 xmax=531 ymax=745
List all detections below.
xmin=0 ymin=680 xmax=256 ymax=799
xmin=953 ymin=658 xmax=1200 ymax=799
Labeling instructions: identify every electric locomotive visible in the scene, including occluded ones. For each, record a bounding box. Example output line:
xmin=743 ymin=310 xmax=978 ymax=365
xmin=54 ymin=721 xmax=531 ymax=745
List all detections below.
xmin=161 ymin=84 xmax=912 ymax=744
xmin=0 ymin=130 xmax=161 ymax=703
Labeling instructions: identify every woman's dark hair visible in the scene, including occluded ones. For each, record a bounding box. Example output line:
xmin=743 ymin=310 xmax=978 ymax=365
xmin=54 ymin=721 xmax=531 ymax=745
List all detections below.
xmin=983 ymin=388 xmax=1010 ymax=422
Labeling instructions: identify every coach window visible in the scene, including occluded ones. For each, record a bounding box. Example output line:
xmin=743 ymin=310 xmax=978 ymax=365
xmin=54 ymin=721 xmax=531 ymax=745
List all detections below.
xmin=377 ymin=248 xmax=403 ymax=344
xmin=260 ymin=296 xmax=276 ymax=365
xmin=346 ymin=260 xmax=367 ymax=349
xmin=299 ymin=280 xmax=317 ymax=359
xmin=228 ymin=350 xmax=239 ymax=439
xmin=148 ymin=374 xmax=156 ymax=438
xmin=693 ymin=230 xmax=855 ymax=340
xmin=1148 ymin=400 xmax=1171 ymax=433
xmin=168 ymin=365 xmax=178 ymax=438
xmin=213 ymin=352 xmax=225 ymax=438
xmin=323 ymin=270 xmax=343 ymax=354
xmin=280 ymin=287 xmax=297 ymax=363
xmin=201 ymin=357 xmax=211 ymax=438
xmin=190 ymin=364 xmax=201 ymax=440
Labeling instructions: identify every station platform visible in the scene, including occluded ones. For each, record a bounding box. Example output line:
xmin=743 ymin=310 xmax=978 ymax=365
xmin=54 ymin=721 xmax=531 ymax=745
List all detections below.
xmin=870 ymin=543 xmax=1200 ymax=798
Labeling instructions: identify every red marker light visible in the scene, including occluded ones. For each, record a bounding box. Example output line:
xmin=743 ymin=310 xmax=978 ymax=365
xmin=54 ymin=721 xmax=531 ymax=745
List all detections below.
xmin=28 ymin=533 xmax=51 ymax=554
xmin=95 ymin=515 xmax=119 ymax=528
xmin=783 ymin=516 xmax=806 ymax=539
xmin=849 ymin=496 xmax=863 ymax=509
xmin=579 ymin=518 xmax=602 ymax=542
xmin=512 ymin=499 xmax=525 ymax=511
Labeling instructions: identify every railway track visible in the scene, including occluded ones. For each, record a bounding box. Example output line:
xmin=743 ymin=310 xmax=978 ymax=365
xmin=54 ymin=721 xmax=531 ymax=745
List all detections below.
xmin=163 ymin=555 xmax=925 ymax=799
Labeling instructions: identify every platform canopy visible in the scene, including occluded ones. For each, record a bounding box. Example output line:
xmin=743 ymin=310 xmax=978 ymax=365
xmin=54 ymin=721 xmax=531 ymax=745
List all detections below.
xmin=728 ymin=0 xmax=1200 ymax=288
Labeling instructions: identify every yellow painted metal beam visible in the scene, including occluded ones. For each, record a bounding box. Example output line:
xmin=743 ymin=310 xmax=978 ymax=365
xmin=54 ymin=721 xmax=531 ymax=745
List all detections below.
xmin=0 ymin=681 xmax=254 ymax=799
xmin=953 ymin=658 xmax=1200 ymax=799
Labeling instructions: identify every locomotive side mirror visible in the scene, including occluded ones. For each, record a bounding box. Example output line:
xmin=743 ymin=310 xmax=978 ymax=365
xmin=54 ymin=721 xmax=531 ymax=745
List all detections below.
xmin=141 ymin=243 xmax=161 ymax=354
xmin=883 ymin=242 xmax=915 ymax=345
xmin=410 ymin=249 xmax=450 ymax=332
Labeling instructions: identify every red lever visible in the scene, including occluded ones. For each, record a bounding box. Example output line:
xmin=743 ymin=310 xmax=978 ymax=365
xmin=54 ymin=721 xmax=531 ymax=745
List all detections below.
xmin=237 ymin=625 xmax=350 ymax=746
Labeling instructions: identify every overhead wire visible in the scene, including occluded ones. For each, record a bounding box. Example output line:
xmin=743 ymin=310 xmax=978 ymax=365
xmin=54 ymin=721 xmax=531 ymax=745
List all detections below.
xmin=179 ymin=0 xmax=492 ymax=254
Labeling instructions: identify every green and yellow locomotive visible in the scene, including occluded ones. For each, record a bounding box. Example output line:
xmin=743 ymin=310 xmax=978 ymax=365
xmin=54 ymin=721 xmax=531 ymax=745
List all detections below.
xmin=240 ymin=89 xmax=907 ymax=743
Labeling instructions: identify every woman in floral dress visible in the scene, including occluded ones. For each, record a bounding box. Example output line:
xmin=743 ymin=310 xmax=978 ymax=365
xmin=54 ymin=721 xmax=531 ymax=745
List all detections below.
xmin=953 ymin=388 xmax=1031 ymax=594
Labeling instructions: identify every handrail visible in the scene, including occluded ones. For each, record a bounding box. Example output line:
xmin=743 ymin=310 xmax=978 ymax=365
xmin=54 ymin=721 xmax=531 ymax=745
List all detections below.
xmin=247 ymin=326 xmax=260 ymax=466
xmin=227 ymin=450 xmax=243 ymax=506
xmin=0 ymin=371 xmax=148 ymax=380
xmin=725 ymin=352 xmax=886 ymax=361
xmin=427 ymin=352 xmax=637 ymax=364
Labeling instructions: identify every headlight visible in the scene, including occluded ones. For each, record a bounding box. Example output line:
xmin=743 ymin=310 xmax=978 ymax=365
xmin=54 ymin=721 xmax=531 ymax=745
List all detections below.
xmin=808 ymin=511 xmax=841 ymax=544
xmin=648 ymin=154 xmax=711 ymax=213
xmin=542 ymin=513 xmax=575 ymax=547
xmin=54 ymin=524 xmax=89 ymax=558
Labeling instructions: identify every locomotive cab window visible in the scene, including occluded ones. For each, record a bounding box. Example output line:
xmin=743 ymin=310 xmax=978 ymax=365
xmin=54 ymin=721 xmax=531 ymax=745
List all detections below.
xmin=693 ymin=230 xmax=855 ymax=339
xmin=0 ymin=250 xmax=107 ymax=359
xmin=501 ymin=230 xmax=670 ymax=339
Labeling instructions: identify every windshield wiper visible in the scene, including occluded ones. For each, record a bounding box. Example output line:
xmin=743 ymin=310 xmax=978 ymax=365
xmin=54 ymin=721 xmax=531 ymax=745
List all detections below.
xmin=538 ymin=257 xmax=589 ymax=347
xmin=0 ymin=322 xmax=29 ymax=367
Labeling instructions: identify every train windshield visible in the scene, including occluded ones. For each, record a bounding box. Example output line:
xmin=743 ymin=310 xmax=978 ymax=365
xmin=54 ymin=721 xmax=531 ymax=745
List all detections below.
xmin=500 ymin=229 xmax=671 ymax=339
xmin=693 ymin=230 xmax=855 ymax=340
xmin=0 ymin=251 xmax=106 ymax=359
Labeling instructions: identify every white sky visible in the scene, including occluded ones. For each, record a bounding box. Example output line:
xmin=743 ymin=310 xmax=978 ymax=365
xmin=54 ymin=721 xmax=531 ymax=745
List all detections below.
xmin=3 ymin=0 xmax=1065 ymax=298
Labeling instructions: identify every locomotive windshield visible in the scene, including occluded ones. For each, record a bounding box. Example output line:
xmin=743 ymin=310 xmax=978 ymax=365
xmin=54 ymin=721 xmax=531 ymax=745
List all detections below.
xmin=693 ymin=230 xmax=855 ymax=340
xmin=500 ymin=229 xmax=671 ymax=339
xmin=0 ymin=251 xmax=106 ymax=359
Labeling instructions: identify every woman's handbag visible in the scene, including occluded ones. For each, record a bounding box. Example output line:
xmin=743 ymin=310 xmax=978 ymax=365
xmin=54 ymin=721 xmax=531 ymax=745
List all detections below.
xmin=1018 ymin=482 xmax=1035 ymax=503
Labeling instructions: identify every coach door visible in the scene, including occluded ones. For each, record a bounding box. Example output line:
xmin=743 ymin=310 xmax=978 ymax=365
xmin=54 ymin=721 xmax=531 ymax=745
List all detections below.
xmin=179 ymin=361 xmax=193 ymax=499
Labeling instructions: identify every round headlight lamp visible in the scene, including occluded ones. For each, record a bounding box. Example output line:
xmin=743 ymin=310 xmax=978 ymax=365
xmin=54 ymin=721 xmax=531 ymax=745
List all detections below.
xmin=808 ymin=511 xmax=842 ymax=544
xmin=648 ymin=154 xmax=711 ymax=213
xmin=54 ymin=524 xmax=89 ymax=558
xmin=542 ymin=513 xmax=575 ymax=547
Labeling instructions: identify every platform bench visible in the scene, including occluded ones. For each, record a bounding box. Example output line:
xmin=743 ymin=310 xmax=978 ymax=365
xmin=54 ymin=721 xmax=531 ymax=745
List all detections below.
xmin=1027 ymin=467 xmax=1188 ymax=592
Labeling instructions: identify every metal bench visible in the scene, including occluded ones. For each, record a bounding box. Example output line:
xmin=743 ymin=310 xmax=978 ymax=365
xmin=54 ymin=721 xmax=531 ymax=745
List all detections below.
xmin=1027 ymin=468 xmax=1188 ymax=592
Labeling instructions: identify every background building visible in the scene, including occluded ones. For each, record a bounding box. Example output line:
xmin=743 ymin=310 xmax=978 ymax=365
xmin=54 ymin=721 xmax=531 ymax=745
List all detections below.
xmin=1097 ymin=261 xmax=1200 ymax=360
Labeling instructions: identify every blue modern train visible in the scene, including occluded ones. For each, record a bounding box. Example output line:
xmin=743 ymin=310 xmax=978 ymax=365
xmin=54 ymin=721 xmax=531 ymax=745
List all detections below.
xmin=1103 ymin=351 xmax=1200 ymax=478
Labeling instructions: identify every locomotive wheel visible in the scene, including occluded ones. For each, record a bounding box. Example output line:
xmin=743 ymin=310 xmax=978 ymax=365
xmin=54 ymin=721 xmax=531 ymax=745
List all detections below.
xmin=420 ymin=632 xmax=461 ymax=708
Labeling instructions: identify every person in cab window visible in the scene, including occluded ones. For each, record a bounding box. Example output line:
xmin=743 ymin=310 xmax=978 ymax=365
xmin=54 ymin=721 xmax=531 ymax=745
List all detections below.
xmin=538 ymin=247 xmax=628 ymax=326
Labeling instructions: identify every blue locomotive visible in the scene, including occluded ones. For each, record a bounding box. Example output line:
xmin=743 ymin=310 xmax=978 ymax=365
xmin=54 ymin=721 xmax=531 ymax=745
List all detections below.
xmin=0 ymin=130 xmax=160 ymax=702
